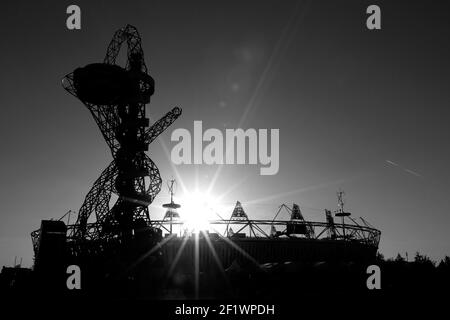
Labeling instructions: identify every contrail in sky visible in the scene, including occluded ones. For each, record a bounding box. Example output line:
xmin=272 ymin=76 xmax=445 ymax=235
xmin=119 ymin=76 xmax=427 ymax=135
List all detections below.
xmin=385 ymin=160 xmax=399 ymax=166
xmin=385 ymin=160 xmax=422 ymax=177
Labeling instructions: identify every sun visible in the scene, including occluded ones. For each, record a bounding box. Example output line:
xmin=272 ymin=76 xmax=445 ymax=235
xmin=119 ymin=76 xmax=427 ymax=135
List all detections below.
xmin=178 ymin=191 xmax=219 ymax=232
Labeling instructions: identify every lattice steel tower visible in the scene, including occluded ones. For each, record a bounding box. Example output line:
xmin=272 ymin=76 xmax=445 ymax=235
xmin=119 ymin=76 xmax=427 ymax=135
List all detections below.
xmin=61 ymin=25 xmax=181 ymax=243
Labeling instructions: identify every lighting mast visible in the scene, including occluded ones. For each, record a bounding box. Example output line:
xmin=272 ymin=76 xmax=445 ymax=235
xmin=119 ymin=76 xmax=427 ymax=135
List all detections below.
xmin=162 ymin=179 xmax=181 ymax=234
xmin=334 ymin=190 xmax=351 ymax=239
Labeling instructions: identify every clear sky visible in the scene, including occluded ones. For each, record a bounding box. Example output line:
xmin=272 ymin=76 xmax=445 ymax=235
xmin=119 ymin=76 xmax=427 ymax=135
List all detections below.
xmin=1 ymin=0 xmax=450 ymax=267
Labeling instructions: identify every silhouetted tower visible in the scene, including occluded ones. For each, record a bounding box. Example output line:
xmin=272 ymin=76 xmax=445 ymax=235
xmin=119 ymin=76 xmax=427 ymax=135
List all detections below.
xmin=162 ymin=179 xmax=181 ymax=234
xmin=57 ymin=24 xmax=182 ymax=245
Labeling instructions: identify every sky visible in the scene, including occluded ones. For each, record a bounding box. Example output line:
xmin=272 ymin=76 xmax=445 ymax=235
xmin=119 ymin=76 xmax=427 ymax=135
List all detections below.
xmin=1 ymin=0 xmax=450 ymax=267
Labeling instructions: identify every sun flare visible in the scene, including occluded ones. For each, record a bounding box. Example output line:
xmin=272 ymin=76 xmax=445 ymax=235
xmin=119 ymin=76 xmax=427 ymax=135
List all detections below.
xmin=178 ymin=191 xmax=219 ymax=232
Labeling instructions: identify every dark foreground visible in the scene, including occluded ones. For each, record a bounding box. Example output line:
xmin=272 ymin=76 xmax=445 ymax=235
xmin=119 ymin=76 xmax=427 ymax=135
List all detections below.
xmin=1 ymin=254 xmax=449 ymax=318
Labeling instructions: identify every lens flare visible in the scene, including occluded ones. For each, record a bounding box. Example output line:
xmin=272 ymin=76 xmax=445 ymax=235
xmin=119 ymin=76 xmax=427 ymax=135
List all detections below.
xmin=179 ymin=191 xmax=218 ymax=232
